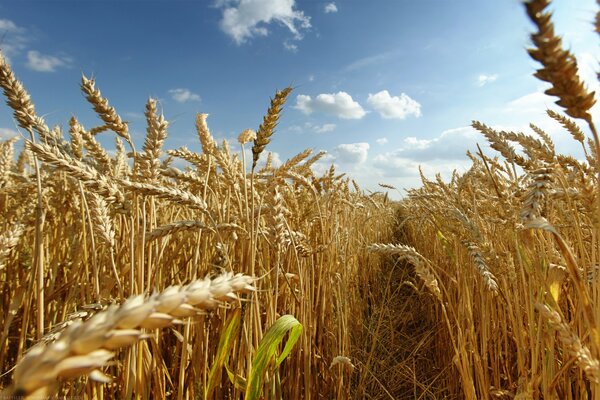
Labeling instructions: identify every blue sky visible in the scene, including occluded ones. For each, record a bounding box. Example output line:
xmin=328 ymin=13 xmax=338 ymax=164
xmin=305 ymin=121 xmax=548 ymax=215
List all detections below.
xmin=0 ymin=0 xmax=598 ymax=195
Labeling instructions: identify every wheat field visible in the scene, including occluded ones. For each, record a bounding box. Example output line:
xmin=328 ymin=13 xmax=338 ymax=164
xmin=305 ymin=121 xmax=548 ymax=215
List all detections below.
xmin=1 ymin=0 xmax=600 ymax=398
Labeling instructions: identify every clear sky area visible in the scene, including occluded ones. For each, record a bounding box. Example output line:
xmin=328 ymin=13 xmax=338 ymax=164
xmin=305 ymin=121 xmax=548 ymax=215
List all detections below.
xmin=0 ymin=0 xmax=598 ymax=196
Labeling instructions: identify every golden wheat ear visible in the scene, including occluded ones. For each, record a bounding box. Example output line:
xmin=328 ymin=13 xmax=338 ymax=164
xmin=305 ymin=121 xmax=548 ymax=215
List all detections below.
xmin=252 ymin=87 xmax=292 ymax=171
xmin=525 ymin=0 xmax=596 ymax=124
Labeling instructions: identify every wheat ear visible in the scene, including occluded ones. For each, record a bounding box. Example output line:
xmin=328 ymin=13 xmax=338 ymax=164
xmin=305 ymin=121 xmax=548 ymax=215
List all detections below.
xmin=80 ymin=75 xmax=132 ymax=148
xmin=368 ymin=243 xmax=442 ymax=301
xmin=4 ymin=272 xmax=255 ymax=398
xmin=252 ymin=87 xmax=292 ymax=170
xmin=536 ymin=303 xmax=600 ymax=383
xmin=525 ymin=0 xmax=598 ymax=153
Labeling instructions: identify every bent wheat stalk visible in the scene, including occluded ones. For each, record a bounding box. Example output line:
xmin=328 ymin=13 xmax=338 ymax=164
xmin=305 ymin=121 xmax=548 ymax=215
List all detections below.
xmin=3 ymin=272 xmax=255 ymax=398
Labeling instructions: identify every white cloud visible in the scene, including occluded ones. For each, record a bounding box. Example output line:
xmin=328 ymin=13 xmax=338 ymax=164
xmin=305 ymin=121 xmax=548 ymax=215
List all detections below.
xmin=295 ymin=92 xmax=366 ymax=119
xmin=376 ymin=137 xmax=388 ymax=145
xmin=367 ymin=90 xmax=421 ymax=119
xmin=169 ymin=88 xmax=201 ymax=103
xmin=308 ymin=74 xmax=315 ymax=82
xmin=0 ymin=19 xmax=27 ymax=62
xmin=283 ymin=40 xmax=298 ymax=52
xmin=504 ymin=89 xmax=556 ymax=114
xmin=25 ymin=50 xmax=71 ymax=72
xmin=335 ymin=142 xmax=369 ymax=164
xmin=217 ymin=0 xmax=311 ymax=45
xmin=0 ymin=19 xmax=22 ymax=33
xmin=372 ymin=127 xmax=480 ymax=173
xmin=344 ymin=50 xmax=401 ymax=72
xmin=287 ymin=122 xmax=336 ymax=134
xmin=0 ymin=128 xmax=18 ymax=140
xmin=477 ymin=74 xmax=498 ymax=87
xmin=314 ymin=123 xmax=336 ymax=133
xmin=324 ymin=3 xmax=338 ymax=13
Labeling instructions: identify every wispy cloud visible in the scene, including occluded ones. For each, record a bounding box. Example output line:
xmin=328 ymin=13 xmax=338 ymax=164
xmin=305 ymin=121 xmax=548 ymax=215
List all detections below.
xmin=367 ymin=90 xmax=421 ymax=119
xmin=295 ymin=92 xmax=366 ymax=119
xmin=0 ymin=19 xmax=22 ymax=33
xmin=0 ymin=19 xmax=28 ymax=61
xmin=324 ymin=3 xmax=338 ymax=13
xmin=314 ymin=123 xmax=336 ymax=133
xmin=287 ymin=122 xmax=336 ymax=134
xmin=344 ymin=49 xmax=401 ymax=72
xmin=376 ymin=137 xmax=388 ymax=145
xmin=477 ymin=73 xmax=498 ymax=87
xmin=0 ymin=128 xmax=19 ymax=140
xmin=217 ymin=0 xmax=311 ymax=45
xmin=25 ymin=50 xmax=71 ymax=72
xmin=169 ymin=88 xmax=201 ymax=103
xmin=373 ymin=127 xmax=478 ymax=174
xmin=283 ymin=40 xmax=298 ymax=52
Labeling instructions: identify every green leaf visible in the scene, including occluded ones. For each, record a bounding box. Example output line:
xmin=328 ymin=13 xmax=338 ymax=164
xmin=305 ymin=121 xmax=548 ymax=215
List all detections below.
xmin=205 ymin=310 xmax=241 ymax=399
xmin=244 ymin=315 xmax=303 ymax=400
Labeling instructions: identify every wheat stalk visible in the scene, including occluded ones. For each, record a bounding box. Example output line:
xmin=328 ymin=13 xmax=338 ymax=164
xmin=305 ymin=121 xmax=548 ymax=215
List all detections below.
xmin=252 ymin=87 xmax=292 ymax=170
xmin=3 ymin=272 xmax=255 ymax=398
xmin=536 ymin=303 xmax=600 ymax=383
xmin=80 ymin=75 xmax=132 ymax=148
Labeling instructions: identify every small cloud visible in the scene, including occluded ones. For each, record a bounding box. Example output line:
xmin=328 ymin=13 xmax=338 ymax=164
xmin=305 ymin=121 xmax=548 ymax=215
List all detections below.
xmin=0 ymin=128 xmax=19 ymax=140
xmin=288 ymin=122 xmax=336 ymax=134
xmin=335 ymin=142 xmax=369 ymax=164
xmin=374 ymin=127 xmax=478 ymax=167
xmin=295 ymin=92 xmax=366 ymax=119
xmin=0 ymin=19 xmax=27 ymax=62
xmin=376 ymin=137 xmax=388 ymax=145
xmin=344 ymin=50 xmax=401 ymax=72
xmin=169 ymin=88 xmax=201 ymax=103
xmin=124 ymin=112 xmax=144 ymax=120
xmin=288 ymin=125 xmax=303 ymax=133
xmin=217 ymin=0 xmax=311 ymax=45
xmin=283 ymin=40 xmax=298 ymax=52
xmin=314 ymin=123 xmax=336 ymax=133
xmin=0 ymin=19 xmax=22 ymax=33
xmin=25 ymin=50 xmax=71 ymax=72
xmin=308 ymin=74 xmax=315 ymax=82
xmin=324 ymin=3 xmax=338 ymax=13
xmin=477 ymin=74 xmax=498 ymax=87
xmin=367 ymin=90 xmax=421 ymax=119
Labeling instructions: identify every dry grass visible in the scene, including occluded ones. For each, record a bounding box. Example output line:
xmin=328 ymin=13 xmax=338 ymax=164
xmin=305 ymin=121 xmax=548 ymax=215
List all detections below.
xmin=0 ymin=48 xmax=396 ymax=399
xmin=366 ymin=1 xmax=600 ymax=398
xmin=1 ymin=0 xmax=598 ymax=399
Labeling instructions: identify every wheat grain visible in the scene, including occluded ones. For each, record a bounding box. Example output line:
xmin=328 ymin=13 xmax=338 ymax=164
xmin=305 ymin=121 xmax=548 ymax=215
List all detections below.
xmin=5 ymin=272 xmax=255 ymax=397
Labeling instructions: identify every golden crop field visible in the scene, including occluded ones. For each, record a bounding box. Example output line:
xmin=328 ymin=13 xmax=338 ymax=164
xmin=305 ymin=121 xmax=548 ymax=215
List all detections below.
xmin=0 ymin=0 xmax=599 ymax=398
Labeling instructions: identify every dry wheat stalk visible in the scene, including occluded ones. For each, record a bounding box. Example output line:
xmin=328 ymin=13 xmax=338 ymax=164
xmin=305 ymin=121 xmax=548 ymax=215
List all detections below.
xmin=118 ymin=179 xmax=207 ymax=212
xmin=0 ymin=223 xmax=24 ymax=270
xmin=4 ymin=272 xmax=255 ymax=398
xmin=68 ymin=117 xmax=84 ymax=160
xmin=146 ymin=221 xmax=244 ymax=241
xmin=138 ymin=98 xmax=168 ymax=180
xmin=27 ymin=141 xmax=127 ymax=210
xmin=520 ymin=167 xmax=553 ymax=221
xmin=536 ymin=303 xmax=600 ymax=383
xmin=80 ymin=75 xmax=132 ymax=146
xmin=368 ymin=243 xmax=442 ymax=301
xmin=113 ymin=137 xmax=129 ymax=178
xmin=546 ymin=109 xmax=586 ymax=144
xmin=0 ymin=137 xmax=18 ymax=188
xmin=196 ymin=113 xmax=217 ymax=155
xmin=472 ymin=121 xmax=531 ymax=168
xmin=525 ymin=0 xmax=596 ymax=124
xmin=252 ymin=87 xmax=292 ymax=170
xmin=0 ymin=53 xmax=47 ymax=134
xmin=464 ymin=241 xmax=499 ymax=294
xmin=167 ymin=146 xmax=207 ymax=170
